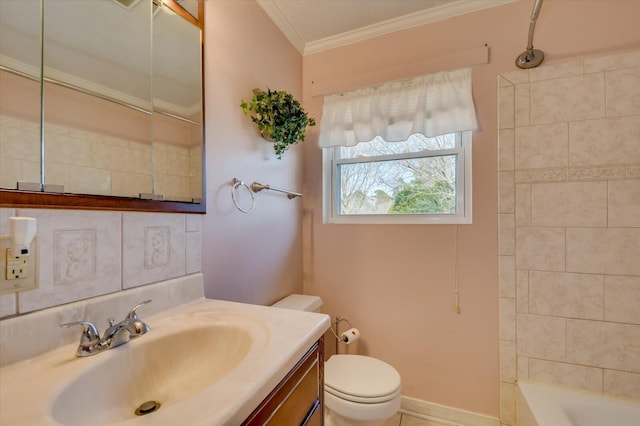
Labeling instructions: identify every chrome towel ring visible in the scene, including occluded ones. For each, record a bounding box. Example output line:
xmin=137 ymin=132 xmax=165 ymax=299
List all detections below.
xmin=231 ymin=177 xmax=302 ymax=213
xmin=231 ymin=178 xmax=255 ymax=213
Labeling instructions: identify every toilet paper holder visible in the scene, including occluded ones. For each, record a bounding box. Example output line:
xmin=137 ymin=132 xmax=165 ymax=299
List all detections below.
xmin=331 ymin=316 xmax=360 ymax=353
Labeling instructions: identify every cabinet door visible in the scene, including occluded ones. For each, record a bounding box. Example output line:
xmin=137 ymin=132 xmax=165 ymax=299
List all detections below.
xmin=243 ymin=338 xmax=324 ymax=426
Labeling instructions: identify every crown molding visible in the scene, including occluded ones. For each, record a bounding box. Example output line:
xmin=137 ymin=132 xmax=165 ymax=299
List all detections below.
xmin=258 ymin=0 xmax=520 ymax=56
xmin=256 ymin=0 xmax=306 ymax=53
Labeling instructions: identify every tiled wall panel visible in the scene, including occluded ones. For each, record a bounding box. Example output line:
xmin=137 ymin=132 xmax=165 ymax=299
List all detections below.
xmin=530 ymin=182 xmax=607 ymax=227
xmin=498 ymin=49 xmax=640 ymax=425
xmin=0 ymin=208 xmax=202 ymax=317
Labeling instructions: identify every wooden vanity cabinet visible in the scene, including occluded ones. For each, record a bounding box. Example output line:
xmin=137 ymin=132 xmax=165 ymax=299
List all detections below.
xmin=242 ymin=337 xmax=324 ymax=426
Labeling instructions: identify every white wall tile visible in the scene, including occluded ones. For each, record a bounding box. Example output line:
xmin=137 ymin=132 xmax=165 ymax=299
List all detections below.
xmin=566 ymin=228 xmax=640 ymax=275
xmin=499 ymin=256 xmax=516 ymax=298
xmin=530 ymin=73 xmax=605 ymax=124
xmin=569 ymin=116 xmax=640 ymax=166
xmin=500 ymin=339 xmax=517 ymax=383
xmin=528 ymin=359 xmax=603 ymax=393
xmin=529 ymin=59 xmax=584 ymax=82
xmin=514 ymin=84 xmax=530 ymax=127
xmin=606 ymin=67 xmax=640 ymax=116
xmin=531 ymin=182 xmax=607 ymax=227
xmin=498 ymin=85 xmax=515 ymax=130
xmin=123 ymin=213 xmax=186 ymax=288
xmin=500 ymin=382 xmax=516 ymax=426
xmin=0 ymin=293 xmax=17 ymax=318
xmin=186 ymin=231 xmax=202 ymax=274
xmin=608 ymin=179 xmax=640 ymax=227
xmin=515 ymin=184 xmax=531 ymax=227
xmin=499 ymin=214 xmax=515 ymax=256
xmin=604 ymin=275 xmax=640 ymax=325
xmin=529 ymin=271 xmax=604 ymax=320
xmin=516 ymin=227 xmax=565 ymax=272
xmin=515 ymin=123 xmax=568 ymax=170
xmin=517 ymin=356 xmax=529 ymax=379
xmin=516 ymin=270 xmax=529 ymax=313
xmin=567 ymin=319 xmax=640 ymax=373
xmin=517 ymin=313 xmax=566 ymax=361
xmin=500 ymin=298 xmax=516 ymax=341
xmin=0 ymin=208 xmax=15 ymax=233
xmin=501 ymin=70 xmax=529 ymax=85
xmin=186 ymin=214 xmax=202 ymax=232
xmin=498 ymin=129 xmax=515 ymax=172
xmin=604 ymin=369 xmax=640 ymax=400
xmin=16 ymin=209 xmax=122 ymax=313
xmin=498 ymin=172 xmax=515 ymax=214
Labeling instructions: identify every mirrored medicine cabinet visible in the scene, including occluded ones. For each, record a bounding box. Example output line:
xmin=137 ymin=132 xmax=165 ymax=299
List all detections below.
xmin=0 ymin=0 xmax=205 ymax=213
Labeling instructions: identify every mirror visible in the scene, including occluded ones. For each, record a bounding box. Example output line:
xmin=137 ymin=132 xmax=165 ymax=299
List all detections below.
xmin=0 ymin=0 xmax=204 ymax=213
xmin=153 ymin=1 xmax=203 ymax=202
xmin=0 ymin=0 xmax=42 ymax=189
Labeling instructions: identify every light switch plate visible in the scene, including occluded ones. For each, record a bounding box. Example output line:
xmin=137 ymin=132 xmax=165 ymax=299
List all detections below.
xmin=0 ymin=235 xmax=39 ymax=294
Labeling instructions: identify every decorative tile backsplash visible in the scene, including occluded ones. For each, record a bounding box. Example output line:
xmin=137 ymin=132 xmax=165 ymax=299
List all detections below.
xmin=123 ymin=213 xmax=186 ymax=289
xmin=498 ymin=49 xmax=640 ymax=425
xmin=0 ymin=208 xmax=201 ymax=317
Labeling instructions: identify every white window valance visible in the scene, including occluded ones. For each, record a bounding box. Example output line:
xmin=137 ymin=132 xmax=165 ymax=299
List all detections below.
xmin=319 ymin=67 xmax=478 ymax=148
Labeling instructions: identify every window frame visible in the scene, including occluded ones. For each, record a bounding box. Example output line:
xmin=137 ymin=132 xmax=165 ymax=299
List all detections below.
xmin=322 ymin=131 xmax=472 ymax=225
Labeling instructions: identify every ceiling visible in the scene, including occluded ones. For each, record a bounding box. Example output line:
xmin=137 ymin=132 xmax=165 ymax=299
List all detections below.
xmin=257 ymin=0 xmax=521 ymax=55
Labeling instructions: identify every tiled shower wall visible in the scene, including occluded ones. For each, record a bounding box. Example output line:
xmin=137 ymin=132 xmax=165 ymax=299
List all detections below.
xmin=497 ymin=50 xmax=640 ymax=425
xmin=0 ymin=207 xmax=201 ymax=318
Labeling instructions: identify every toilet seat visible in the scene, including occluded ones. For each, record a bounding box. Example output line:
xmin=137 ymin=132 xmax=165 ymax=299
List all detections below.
xmin=325 ymin=355 xmax=402 ymax=404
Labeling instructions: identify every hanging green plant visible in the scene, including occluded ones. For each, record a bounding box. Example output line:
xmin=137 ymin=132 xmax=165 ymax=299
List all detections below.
xmin=241 ymin=88 xmax=316 ymax=159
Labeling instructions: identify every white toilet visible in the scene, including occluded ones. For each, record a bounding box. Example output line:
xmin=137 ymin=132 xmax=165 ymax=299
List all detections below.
xmin=272 ymin=294 xmax=402 ymax=426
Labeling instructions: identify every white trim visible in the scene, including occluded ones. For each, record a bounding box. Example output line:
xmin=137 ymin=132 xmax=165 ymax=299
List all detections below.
xmin=256 ymin=0 xmax=306 ymax=53
xmin=322 ymin=132 xmax=472 ymax=225
xmin=401 ymin=395 xmax=500 ymax=426
xmin=258 ymin=0 xmax=520 ymax=56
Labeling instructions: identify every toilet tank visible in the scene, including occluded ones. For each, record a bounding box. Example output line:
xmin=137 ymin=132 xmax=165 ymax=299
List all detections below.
xmin=271 ymin=294 xmax=323 ymax=313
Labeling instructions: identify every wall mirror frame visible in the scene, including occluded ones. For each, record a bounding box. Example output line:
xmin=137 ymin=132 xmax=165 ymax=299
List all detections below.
xmin=0 ymin=0 xmax=205 ymax=214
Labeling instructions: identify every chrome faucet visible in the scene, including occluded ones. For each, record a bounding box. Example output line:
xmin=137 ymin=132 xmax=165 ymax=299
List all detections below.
xmin=61 ymin=300 xmax=151 ymax=357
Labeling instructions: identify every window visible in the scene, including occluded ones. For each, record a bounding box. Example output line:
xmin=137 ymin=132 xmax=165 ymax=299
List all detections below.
xmin=323 ymin=132 xmax=471 ymax=224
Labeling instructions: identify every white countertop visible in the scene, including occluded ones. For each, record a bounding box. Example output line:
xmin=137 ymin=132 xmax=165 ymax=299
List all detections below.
xmin=0 ymin=297 xmax=330 ymax=426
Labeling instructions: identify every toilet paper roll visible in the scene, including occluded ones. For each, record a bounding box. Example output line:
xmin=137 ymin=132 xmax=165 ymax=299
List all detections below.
xmin=340 ymin=327 xmax=360 ymax=344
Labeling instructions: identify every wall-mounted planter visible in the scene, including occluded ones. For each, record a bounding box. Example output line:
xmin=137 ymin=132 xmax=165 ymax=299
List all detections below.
xmin=241 ymin=88 xmax=316 ymax=159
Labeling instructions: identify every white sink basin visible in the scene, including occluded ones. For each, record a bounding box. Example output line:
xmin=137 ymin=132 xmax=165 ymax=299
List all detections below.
xmin=0 ymin=298 xmax=330 ymax=425
xmin=51 ymin=323 xmax=253 ymax=426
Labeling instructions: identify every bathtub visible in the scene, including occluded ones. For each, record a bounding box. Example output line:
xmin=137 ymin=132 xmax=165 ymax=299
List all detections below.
xmin=517 ymin=381 xmax=640 ymax=426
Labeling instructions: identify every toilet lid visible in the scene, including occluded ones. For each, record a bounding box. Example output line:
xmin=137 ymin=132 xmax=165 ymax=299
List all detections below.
xmin=325 ymin=355 xmax=401 ymax=403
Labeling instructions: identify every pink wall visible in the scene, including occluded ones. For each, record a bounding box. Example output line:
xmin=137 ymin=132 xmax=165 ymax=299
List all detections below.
xmin=302 ymin=0 xmax=640 ymax=417
xmin=200 ymin=1 xmax=304 ymax=304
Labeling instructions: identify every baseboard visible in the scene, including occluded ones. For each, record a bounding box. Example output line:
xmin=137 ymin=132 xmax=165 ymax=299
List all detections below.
xmin=400 ymin=396 xmax=500 ymax=426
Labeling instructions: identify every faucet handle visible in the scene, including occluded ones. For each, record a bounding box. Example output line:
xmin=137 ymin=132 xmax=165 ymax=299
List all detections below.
xmin=60 ymin=321 xmax=102 ymax=356
xmin=126 ymin=299 xmax=152 ymax=320
xmin=125 ymin=300 xmax=151 ymax=336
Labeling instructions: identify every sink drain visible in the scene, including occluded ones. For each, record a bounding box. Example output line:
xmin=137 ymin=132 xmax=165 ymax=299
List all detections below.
xmin=135 ymin=400 xmax=161 ymax=416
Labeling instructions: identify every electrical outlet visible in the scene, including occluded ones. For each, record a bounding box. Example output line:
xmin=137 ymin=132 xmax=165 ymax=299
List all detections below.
xmin=6 ymin=252 xmax=28 ymax=279
xmin=0 ymin=235 xmax=39 ymax=294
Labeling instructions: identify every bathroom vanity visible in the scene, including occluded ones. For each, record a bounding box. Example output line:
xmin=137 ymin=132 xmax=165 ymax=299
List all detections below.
xmin=243 ymin=339 xmax=324 ymax=425
xmin=0 ymin=274 xmax=330 ymax=425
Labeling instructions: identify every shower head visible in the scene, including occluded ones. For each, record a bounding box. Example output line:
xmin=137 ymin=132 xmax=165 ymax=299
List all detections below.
xmin=516 ymin=0 xmax=545 ymax=69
